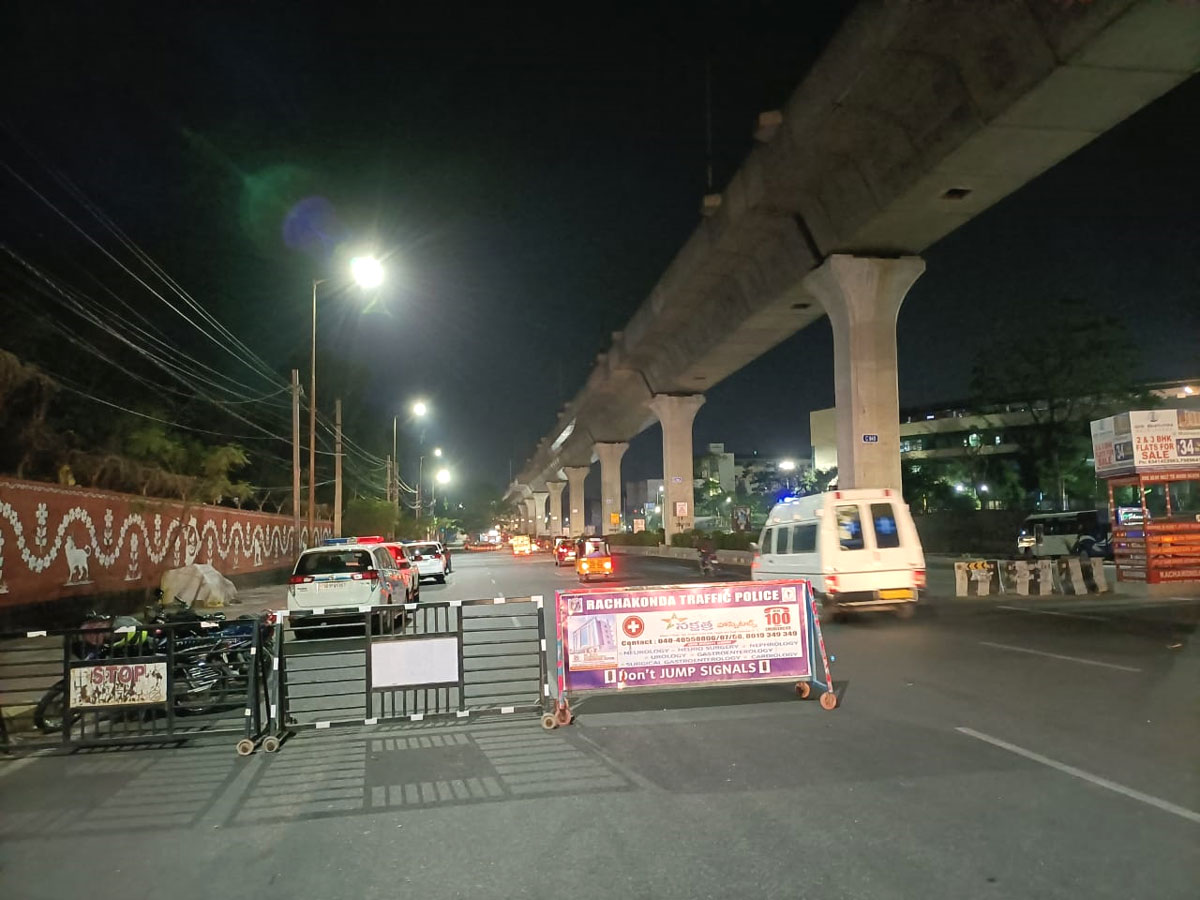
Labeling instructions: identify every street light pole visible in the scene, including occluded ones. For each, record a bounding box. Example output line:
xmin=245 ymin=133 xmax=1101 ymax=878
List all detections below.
xmin=307 ymin=279 xmax=322 ymax=545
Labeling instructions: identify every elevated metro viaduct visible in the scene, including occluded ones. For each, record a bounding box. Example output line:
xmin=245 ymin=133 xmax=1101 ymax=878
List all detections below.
xmin=506 ymin=0 xmax=1200 ymax=539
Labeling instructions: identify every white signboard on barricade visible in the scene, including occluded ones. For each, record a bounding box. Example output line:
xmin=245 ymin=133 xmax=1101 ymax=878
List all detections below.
xmin=70 ymin=662 xmax=168 ymax=707
xmin=371 ymin=637 xmax=459 ymax=688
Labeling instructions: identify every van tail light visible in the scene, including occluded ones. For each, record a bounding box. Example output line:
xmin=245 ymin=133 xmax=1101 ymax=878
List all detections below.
xmin=289 ymin=575 xmax=314 ymax=585
xmin=352 ymin=570 xmax=379 ymax=581
xmin=914 ymin=568 xmax=926 ymax=589
xmin=826 ymin=574 xmax=838 ymax=594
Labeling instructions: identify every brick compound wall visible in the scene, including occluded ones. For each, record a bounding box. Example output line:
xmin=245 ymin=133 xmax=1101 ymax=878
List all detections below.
xmin=0 ymin=477 xmax=330 ymax=612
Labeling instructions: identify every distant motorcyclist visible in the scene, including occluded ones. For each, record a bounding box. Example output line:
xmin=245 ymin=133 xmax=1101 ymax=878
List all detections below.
xmin=697 ymin=535 xmax=717 ymax=575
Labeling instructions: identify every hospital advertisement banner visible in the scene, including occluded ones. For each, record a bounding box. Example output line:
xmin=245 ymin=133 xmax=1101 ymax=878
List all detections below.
xmin=1091 ymin=409 xmax=1200 ymax=477
xmin=557 ymin=580 xmax=811 ymax=692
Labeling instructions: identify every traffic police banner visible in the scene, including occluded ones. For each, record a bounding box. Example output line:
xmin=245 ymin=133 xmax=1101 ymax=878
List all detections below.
xmin=556 ymin=581 xmax=820 ymax=693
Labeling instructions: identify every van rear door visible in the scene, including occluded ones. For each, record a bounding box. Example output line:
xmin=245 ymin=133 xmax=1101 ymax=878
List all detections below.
xmin=828 ymin=499 xmax=920 ymax=595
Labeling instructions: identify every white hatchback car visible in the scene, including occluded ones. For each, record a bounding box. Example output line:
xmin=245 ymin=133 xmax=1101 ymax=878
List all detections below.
xmin=403 ymin=541 xmax=451 ymax=583
xmin=287 ymin=539 xmax=407 ymax=626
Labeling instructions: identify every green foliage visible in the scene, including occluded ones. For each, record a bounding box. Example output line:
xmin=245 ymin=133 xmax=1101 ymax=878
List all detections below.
xmin=607 ymin=530 xmax=664 ymax=547
xmin=668 ymin=530 xmax=755 ymax=550
xmin=344 ymin=498 xmax=398 ymax=538
xmin=971 ymin=298 xmax=1153 ymax=509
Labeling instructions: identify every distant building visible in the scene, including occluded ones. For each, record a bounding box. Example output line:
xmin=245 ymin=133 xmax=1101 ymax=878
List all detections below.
xmin=809 ymin=378 xmax=1200 ymax=469
xmin=624 ymin=478 xmax=664 ymax=519
xmin=694 ymin=443 xmax=735 ymax=492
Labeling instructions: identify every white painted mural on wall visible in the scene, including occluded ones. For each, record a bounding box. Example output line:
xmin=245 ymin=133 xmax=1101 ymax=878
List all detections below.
xmin=0 ymin=480 xmax=330 ymax=596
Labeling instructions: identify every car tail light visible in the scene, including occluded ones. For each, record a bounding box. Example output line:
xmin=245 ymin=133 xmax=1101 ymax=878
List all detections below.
xmin=352 ymin=570 xmax=379 ymax=581
xmin=431 ymin=551 xmax=442 ymax=558
xmin=289 ymin=575 xmax=313 ymax=585
xmin=914 ymin=568 xmax=926 ymax=589
xmin=826 ymin=574 xmax=838 ymax=594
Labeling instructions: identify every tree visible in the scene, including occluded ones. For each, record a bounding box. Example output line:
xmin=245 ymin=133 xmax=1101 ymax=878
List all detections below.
xmin=971 ymin=298 xmax=1151 ymax=510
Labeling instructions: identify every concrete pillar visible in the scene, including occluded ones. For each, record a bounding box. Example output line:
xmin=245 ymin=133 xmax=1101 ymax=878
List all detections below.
xmin=546 ymin=481 xmax=566 ymax=537
xmin=523 ymin=497 xmax=537 ymax=534
xmin=532 ymin=490 xmax=549 ymax=537
xmin=648 ymin=394 xmax=705 ymax=541
xmin=564 ymin=466 xmax=590 ymax=536
xmin=804 ymin=254 xmax=924 ymax=490
xmin=594 ymin=442 xmax=628 ymax=534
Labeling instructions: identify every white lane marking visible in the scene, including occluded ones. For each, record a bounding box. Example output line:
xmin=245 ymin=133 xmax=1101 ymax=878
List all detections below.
xmin=956 ymin=727 xmax=1200 ymax=825
xmin=978 ymin=641 xmax=1141 ymax=673
xmin=997 ymin=604 xmax=1106 ymax=622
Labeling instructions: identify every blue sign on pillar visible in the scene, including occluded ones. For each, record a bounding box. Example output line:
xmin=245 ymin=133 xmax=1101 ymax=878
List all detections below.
xmin=861 ymin=434 xmax=879 ymax=444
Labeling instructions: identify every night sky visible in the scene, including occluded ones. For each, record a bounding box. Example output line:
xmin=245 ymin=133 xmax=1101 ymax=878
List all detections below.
xmin=2 ymin=2 xmax=1197 ymax=495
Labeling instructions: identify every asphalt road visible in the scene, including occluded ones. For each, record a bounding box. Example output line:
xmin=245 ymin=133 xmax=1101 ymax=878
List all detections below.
xmin=2 ymin=551 xmax=1197 ymax=900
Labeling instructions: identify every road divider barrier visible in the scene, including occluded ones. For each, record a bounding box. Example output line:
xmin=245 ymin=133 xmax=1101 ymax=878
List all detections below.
xmin=544 ymin=578 xmax=838 ymax=728
xmin=1 ymin=617 xmax=271 ymax=756
xmin=955 ymin=560 xmax=1003 ymax=596
xmin=261 ymin=597 xmax=550 ymax=752
xmin=1002 ymin=560 xmax=1055 ymax=596
xmin=1056 ymin=557 xmax=1109 ymax=595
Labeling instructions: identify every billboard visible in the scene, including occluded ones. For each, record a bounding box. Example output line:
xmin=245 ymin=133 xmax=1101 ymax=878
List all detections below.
xmin=556 ymin=581 xmax=811 ymax=692
xmin=1091 ymin=409 xmax=1200 ymax=477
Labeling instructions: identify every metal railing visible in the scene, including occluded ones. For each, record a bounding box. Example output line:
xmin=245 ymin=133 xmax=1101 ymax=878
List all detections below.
xmin=263 ymin=597 xmax=549 ymax=751
xmin=0 ymin=617 xmax=271 ymax=755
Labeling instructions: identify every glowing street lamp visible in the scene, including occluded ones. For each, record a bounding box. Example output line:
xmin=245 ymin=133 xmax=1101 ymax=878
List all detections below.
xmin=307 ymin=255 xmax=386 ymax=542
xmin=349 ymin=255 xmax=385 ymax=289
xmin=436 ymin=468 xmax=451 ymax=485
xmin=412 ymin=400 xmax=428 ymax=417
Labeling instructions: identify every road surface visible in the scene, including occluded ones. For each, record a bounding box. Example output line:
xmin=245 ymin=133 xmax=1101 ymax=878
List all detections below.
xmin=2 ymin=550 xmax=1197 ymax=900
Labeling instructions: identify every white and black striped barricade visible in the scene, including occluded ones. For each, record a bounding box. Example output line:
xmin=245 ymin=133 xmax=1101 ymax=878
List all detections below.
xmin=954 ymin=560 xmax=1004 ymax=596
xmin=1001 ymin=559 xmax=1055 ymax=596
xmin=544 ymin=578 xmax=837 ymax=729
xmin=263 ymin=597 xmax=550 ymax=752
xmin=1055 ymin=557 xmax=1110 ymax=595
xmin=0 ymin=615 xmax=271 ymax=756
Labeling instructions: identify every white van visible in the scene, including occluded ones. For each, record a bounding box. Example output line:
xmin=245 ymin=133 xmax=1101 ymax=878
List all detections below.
xmin=752 ymin=489 xmax=925 ymax=617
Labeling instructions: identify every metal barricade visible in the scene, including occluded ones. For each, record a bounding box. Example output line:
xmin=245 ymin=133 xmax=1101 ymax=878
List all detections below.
xmin=264 ymin=597 xmax=549 ymax=751
xmin=0 ymin=617 xmax=271 ymax=755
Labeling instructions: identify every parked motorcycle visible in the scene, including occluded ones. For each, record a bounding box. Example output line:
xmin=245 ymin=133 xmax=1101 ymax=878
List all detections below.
xmin=33 ymin=610 xmax=255 ymax=734
xmin=699 ymin=549 xmax=717 ymax=578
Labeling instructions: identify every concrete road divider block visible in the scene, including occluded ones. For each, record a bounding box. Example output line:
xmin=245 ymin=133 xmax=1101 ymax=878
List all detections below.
xmin=1056 ymin=557 xmax=1109 ymax=594
xmin=955 ymin=560 xmax=1003 ymax=596
xmin=1003 ymin=560 xmax=1054 ymax=596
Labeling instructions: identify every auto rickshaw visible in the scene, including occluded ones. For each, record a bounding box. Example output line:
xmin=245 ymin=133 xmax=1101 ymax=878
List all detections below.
xmin=575 ymin=537 xmax=613 ymax=582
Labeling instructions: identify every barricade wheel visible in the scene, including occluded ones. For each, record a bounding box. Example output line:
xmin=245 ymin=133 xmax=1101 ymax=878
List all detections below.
xmin=236 ymin=739 xmax=255 ymax=757
xmin=796 ymin=682 xmax=812 ymax=699
xmin=262 ymin=735 xmax=282 ymax=753
xmin=540 ymin=714 xmax=558 ymax=731
xmin=819 ymin=691 xmax=838 ymax=711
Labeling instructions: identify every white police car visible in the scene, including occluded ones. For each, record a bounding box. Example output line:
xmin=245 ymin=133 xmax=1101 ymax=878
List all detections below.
xmin=287 ymin=537 xmax=407 ymax=628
